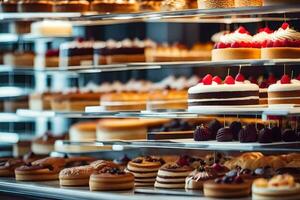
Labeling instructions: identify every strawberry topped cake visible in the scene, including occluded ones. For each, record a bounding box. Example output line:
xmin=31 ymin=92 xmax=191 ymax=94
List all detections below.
xmin=261 ymin=23 xmax=300 ymax=59
xmin=212 ymin=26 xmax=260 ymax=61
xmin=268 ymin=74 xmax=300 ymax=106
xmin=188 ymin=73 xmax=259 ymax=109
xmin=253 ymin=27 xmax=274 ymax=48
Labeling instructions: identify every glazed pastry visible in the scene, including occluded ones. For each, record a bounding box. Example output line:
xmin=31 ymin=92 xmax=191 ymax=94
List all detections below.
xmin=154 ymin=162 xmax=193 ymax=189
xmin=89 ymin=166 xmax=134 ymax=191
xmin=0 ymin=158 xmax=24 ymax=177
xmin=229 ymin=121 xmax=242 ymax=141
xmin=282 ymin=129 xmax=297 ymax=142
xmin=204 ymin=174 xmax=251 ymax=198
xmin=239 ymin=123 xmax=258 ymax=143
xmin=185 ymin=166 xmax=218 ymax=190
xmin=15 ymin=157 xmax=66 ymax=181
xmin=208 ymin=119 xmax=222 ymax=139
xmin=216 ymin=128 xmax=233 ymax=142
xmin=194 ymin=125 xmax=211 ymax=141
xmin=126 ymin=156 xmax=164 ymax=186
xmin=258 ymin=128 xmax=273 ymax=143
xmin=271 ymin=126 xmax=282 ymax=142
xmin=252 ymin=174 xmax=300 ymax=200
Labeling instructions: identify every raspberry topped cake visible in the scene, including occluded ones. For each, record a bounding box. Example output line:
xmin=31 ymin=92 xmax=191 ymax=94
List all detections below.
xmin=268 ymin=74 xmax=300 ymax=106
xmin=212 ymin=26 xmax=260 ymax=61
xmin=253 ymin=27 xmax=274 ymax=48
xmin=261 ymin=23 xmax=300 ymax=59
xmin=188 ymin=73 xmax=259 ymax=109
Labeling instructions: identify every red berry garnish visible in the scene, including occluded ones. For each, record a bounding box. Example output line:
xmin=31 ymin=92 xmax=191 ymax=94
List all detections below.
xmin=280 ymin=74 xmax=291 ymax=84
xmin=259 ymin=81 xmax=269 ymax=89
xmin=224 ymin=75 xmax=235 ymax=85
xmin=249 ymin=76 xmax=258 ymax=84
xmin=235 ymin=73 xmax=245 ymax=82
xmin=268 ymin=74 xmax=277 ymax=85
xmin=261 ymin=40 xmax=268 ymax=48
xmin=212 ymin=76 xmax=222 ymax=84
xmin=297 ymin=74 xmax=300 ymax=81
xmin=198 ymin=78 xmax=203 ymax=83
xmin=266 ymin=40 xmax=274 ymax=47
xmin=76 ymin=37 xmax=84 ymax=42
xmin=217 ymin=42 xmax=227 ymax=49
xmin=202 ymin=74 xmax=213 ymax=85
xmin=281 ymin=22 xmax=289 ymax=30
xmin=264 ymin=27 xmax=273 ymax=34
xmin=274 ymin=40 xmax=284 ymax=47
xmin=237 ymin=26 xmax=249 ymax=34
xmin=258 ymin=28 xmax=265 ymax=33
xmin=231 ymin=42 xmax=240 ymax=48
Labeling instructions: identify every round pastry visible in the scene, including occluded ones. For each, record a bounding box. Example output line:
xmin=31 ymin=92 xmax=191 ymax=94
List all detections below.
xmin=239 ymin=123 xmax=258 ymax=143
xmin=252 ymin=174 xmax=300 ymax=200
xmin=212 ymin=26 xmax=260 ymax=61
xmin=126 ymin=156 xmax=164 ymax=186
xmin=18 ymin=0 xmax=54 ymax=12
xmin=15 ymin=157 xmax=66 ymax=181
xmin=208 ymin=119 xmax=222 ymax=139
xmin=268 ymin=75 xmax=300 ymax=106
xmin=204 ymin=175 xmax=251 ymax=198
xmin=235 ymin=0 xmax=262 ymax=7
xmin=96 ymin=119 xmax=147 ymax=141
xmin=229 ymin=121 xmax=242 ymax=141
xmin=59 ymin=165 xmax=94 ymax=186
xmin=199 ymin=0 xmax=234 ymax=8
xmin=258 ymin=128 xmax=273 ymax=143
xmin=0 ymin=158 xmax=24 ymax=177
xmin=216 ymin=128 xmax=233 ymax=142
xmin=194 ymin=125 xmax=211 ymax=141
xmin=90 ymin=160 xmax=119 ymax=170
xmin=185 ymin=167 xmax=218 ymax=190
xmin=154 ymin=162 xmax=193 ymax=189
xmin=89 ymin=166 xmax=134 ymax=191
xmin=69 ymin=121 xmax=97 ymax=142
xmin=261 ymin=23 xmax=300 ymax=59
xmin=271 ymin=126 xmax=282 ymax=142
xmin=31 ymin=132 xmax=66 ymax=155
xmin=53 ymin=0 xmax=90 ymax=12
xmin=0 ymin=0 xmax=18 ymax=12
xmin=282 ymin=129 xmax=297 ymax=142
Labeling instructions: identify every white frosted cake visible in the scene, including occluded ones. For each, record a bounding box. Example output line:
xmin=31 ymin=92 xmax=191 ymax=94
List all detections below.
xmin=31 ymin=20 xmax=72 ymax=37
xmin=188 ymin=74 xmax=259 ymax=110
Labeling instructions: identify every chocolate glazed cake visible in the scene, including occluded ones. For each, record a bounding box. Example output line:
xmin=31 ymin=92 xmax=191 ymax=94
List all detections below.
xmin=53 ymin=0 xmax=90 ymax=12
xmin=0 ymin=0 xmax=18 ymax=12
xmin=18 ymin=0 xmax=54 ymax=12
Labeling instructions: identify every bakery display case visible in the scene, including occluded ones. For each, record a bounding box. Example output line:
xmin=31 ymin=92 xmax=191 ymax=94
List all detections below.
xmin=1 ymin=1 xmax=300 ymax=200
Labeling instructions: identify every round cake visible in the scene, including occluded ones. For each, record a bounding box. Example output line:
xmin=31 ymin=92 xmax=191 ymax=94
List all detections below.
xmin=212 ymin=26 xmax=260 ymax=61
xmin=268 ymin=75 xmax=300 ymax=106
xmin=199 ymin=0 xmax=234 ymax=9
xmin=261 ymin=23 xmax=300 ymax=59
xmin=69 ymin=121 xmax=98 ymax=142
xmin=53 ymin=0 xmax=90 ymax=12
xmin=188 ymin=74 xmax=259 ymax=109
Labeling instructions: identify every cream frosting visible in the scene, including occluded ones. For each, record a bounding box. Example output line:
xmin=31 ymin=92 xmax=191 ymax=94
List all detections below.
xmin=268 ymin=79 xmax=300 ymax=92
xmin=220 ymin=30 xmax=253 ymax=44
xmin=253 ymin=31 xmax=272 ymax=43
xmin=271 ymin=27 xmax=300 ymax=41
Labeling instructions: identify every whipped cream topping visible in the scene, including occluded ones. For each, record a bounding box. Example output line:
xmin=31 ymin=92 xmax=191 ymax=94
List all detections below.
xmin=268 ymin=79 xmax=300 ymax=92
xmin=271 ymin=27 xmax=300 ymax=41
xmin=220 ymin=30 xmax=253 ymax=44
xmin=253 ymin=31 xmax=272 ymax=43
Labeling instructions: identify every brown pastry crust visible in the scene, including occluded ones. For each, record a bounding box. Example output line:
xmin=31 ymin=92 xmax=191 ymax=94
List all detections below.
xmin=261 ymin=48 xmax=300 ymax=59
xmin=59 ymin=165 xmax=94 ymax=186
xmin=212 ymin=48 xmax=261 ymax=61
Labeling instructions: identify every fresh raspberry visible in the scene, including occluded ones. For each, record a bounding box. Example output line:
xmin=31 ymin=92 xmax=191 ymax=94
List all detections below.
xmin=268 ymin=74 xmax=277 ymax=85
xmin=273 ymin=40 xmax=284 ymax=47
xmin=264 ymin=27 xmax=273 ymax=34
xmin=224 ymin=75 xmax=235 ymax=85
xmin=281 ymin=22 xmax=289 ymax=30
xmin=235 ymin=73 xmax=245 ymax=82
xmin=231 ymin=42 xmax=240 ymax=48
xmin=217 ymin=42 xmax=227 ymax=49
xmin=212 ymin=76 xmax=222 ymax=84
xmin=237 ymin=26 xmax=249 ymax=34
xmin=249 ymin=76 xmax=258 ymax=84
xmin=259 ymin=81 xmax=269 ymax=89
xmin=280 ymin=74 xmax=291 ymax=84
xmin=258 ymin=28 xmax=265 ymax=33
xmin=261 ymin=40 xmax=268 ymax=48
xmin=202 ymin=74 xmax=213 ymax=85
xmin=266 ymin=40 xmax=274 ymax=48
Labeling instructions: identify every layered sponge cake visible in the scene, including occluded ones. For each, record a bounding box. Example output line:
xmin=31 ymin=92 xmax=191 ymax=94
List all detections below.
xmin=268 ymin=74 xmax=300 ymax=106
xmin=126 ymin=156 xmax=165 ymax=187
xmin=188 ymin=73 xmax=259 ymax=109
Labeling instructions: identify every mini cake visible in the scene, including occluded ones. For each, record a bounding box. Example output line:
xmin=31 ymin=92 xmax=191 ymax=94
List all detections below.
xmin=216 ymin=127 xmax=233 ymax=142
xmin=4 ymin=51 xmax=35 ymax=67
xmin=268 ymin=74 xmax=300 ymax=106
xmin=31 ymin=132 xmax=66 ymax=155
xmin=0 ymin=159 xmax=24 ymax=177
xmin=229 ymin=121 xmax=242 ymax=141
xmin=261 ymin=23 xmax=300 ymax=59
xmin=59 ymin=165 xmax=94 ymax=186
xmin=188 ymin=74 xmax=260 ymax=108
xmin=212 ymin=26 xmax=260 ymax=61
xmin=18 ymin=0 xmax=54 ymax=12
xmin=126 ymin=156 xmax=164 ymax=186
xmin=258 ymin=128 xmax=273 ymax=143
xmin=59 ymin=40 xmax=94 ymax=67
xmin=282 ymin=129 xmax=297 ymax=142
xmin=0 ymin=0 xmax=18 ymax=12
xmin=90 ymin=0 xmax=139 ymax=13
xmin=204 ymin=175 xmax=251 ymax=198
xmin=185 ymin=167 xmax=218 ymax=190
xmin=235 ymin=0 xmax=262 ymax=7
xmin=69 ymin=121 xmax=98 ymax=142
xmin=89 ymin=166 xmax=134 ymax=191
xmin=253 ymin=27 xmax=274 ymax=48
xmin=31 ymin=20 xmax=72 ymax=37
xmin=96 ymin=119 xmax=148 ymax=141
xmin=194 ymin=125 xmax=211 ymax=141
xmin=252 ymin=174 xmax=300 ymax=200
xmin=199 ymin=0 xmax=234 ymax=8
xmin=35 ymin=49 xmax=60 ymax=68
xmin=3 ymin=96 xmax=29 ymax=112
xmin=15 ymin=157 xmax=66 ymax=181
xmin=154 ymin=162 xmax=193 ymax=189
xmin=53 ymin=0 xmax=90 ymax=12
xmin=239 ymin=123 xmax=258 ymax=143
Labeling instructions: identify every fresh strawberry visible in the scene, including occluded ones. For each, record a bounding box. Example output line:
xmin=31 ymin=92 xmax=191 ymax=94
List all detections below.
xmin=212 ymin=76 xmax=222 ymax=84
xmin=217 ymin=42 xmax=227 ymax=49
xmin=281 ymin=22 xmax=289 ymax=30
xmin=237 ymin=26 xmax=249 ymax=34
xmin=231 ymin=42 xmax=240 ymax=48
xmin=235 ymin=73 xmax=245 ymax=82
xmin=266 ymin=40 xmax=274 ymax=47
xmin=264 ymin=27 xmax=273 ymax=34
xmin=224 ymin=75 xmax=235 ymax=85
xmin=202 ymin=74 xmax=213 ymax=85
xmin=273 ymin=40 xmax=284 ymax=47
xmin=280 ymin=74 xmax=291 ymax=84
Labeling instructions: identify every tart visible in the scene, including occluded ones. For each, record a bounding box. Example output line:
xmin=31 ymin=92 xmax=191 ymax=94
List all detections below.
xmin=261 ymin=23 xmax=300 ymax=59
xmin=53 ymin=0 xmax=90 ymax=12
xmin=89 ymin=166 xmax=134 ymax=191
xmin=212 ymin=26 xmax=260 ymax=61
xmin=18 ymin=0 xmax=53 ymax=12
xmin=204 ymin=174 xmax=251 ymax=198
xmin=154 ymin=162 xmax=193 ymax=189
xmin=126 ymin=156 xmax=165 ymax=187
xmin=252 ymin=174 xmax=300 ymax=200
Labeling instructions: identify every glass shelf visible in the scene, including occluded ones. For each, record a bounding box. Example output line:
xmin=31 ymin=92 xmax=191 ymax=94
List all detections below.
xmin=0 ymin=5 xmax=299 ymax=24
xmin=0 ymin=33 xmax=74 ymax=43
